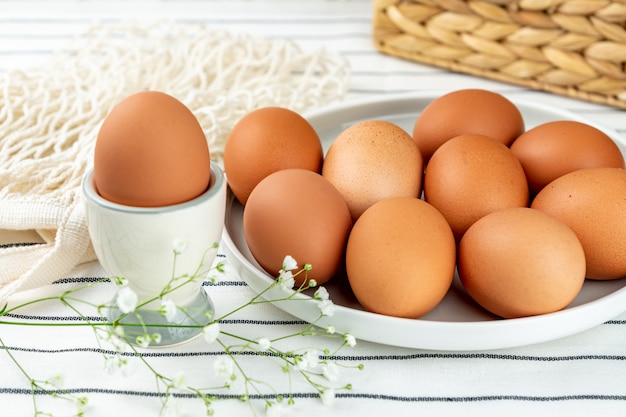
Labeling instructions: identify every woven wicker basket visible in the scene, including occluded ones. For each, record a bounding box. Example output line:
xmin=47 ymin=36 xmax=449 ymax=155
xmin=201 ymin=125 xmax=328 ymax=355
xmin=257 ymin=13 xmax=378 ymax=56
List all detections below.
xmin=373 ymin=0 xmax=626 ymax=109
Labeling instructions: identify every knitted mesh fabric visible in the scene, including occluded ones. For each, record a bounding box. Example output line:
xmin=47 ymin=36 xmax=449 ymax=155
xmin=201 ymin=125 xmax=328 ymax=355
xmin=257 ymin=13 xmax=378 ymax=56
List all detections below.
xmin=0 ymin=21 xmax=350 ymax=302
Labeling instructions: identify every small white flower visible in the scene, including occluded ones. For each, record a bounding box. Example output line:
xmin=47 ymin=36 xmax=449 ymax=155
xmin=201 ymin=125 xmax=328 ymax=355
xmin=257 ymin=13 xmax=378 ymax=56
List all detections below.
xmin=277 ymin=270 xmax=295 ymax=290
xmin=257 ymin=337 xmax=271 ymax=351
xmin=152 ymin=333 xmax=162 ymax=345
xmin=171 ymin=371 xmax=186 ymax=389
xmin=308 ymin=278 xmax=317 ymax=287
xmin=173 ymin=238 xmax=189 ymax=254
xmin=322 ymin=362 xmax=340 ymax=381
xmin=314 ymin=286 xmax=329 ymax=301
xmin=74 ymin=396 xmax=88 ymax=412
xmin=113 ymin=276 xmax=129 ymax=287
xmin=202 ymin=323 xmax=220 ymax=344
xmin=214 ymin=356 xmax=234 ymax=378
xmin=282 ymin=255 xmax=298 ymax=271
xmin=207 ymin=260 xmax=229 ymax=284
xmin=116 ymin=286 xmax=138 ymax=314
xmin=113 ymin=325 xmax=125 ymax=338
xmin=160 ymin=298 xmax=177 ymax=322
xmin=297 ymin=349 xmax=320 ymax=371
xmin=206 ymin=272 xmax=221 ymax=284
xmin=104 ymin=356 xmax=118 ymax=375
xmin=207 ymin=270 xmax=223 ymax=284
xmin=215 ymin=260 xmax=230 ymax=274
xmin=320 ymin=388 xmax=336 ymax=406
xmin=318 ymin=299 xmax=335 ymax=317
xmin=135 ymin=334 xmax=150 ymax=348
xmin=266 ymin=401 xmax=284 ymax=417
xmin=121 ymin=359 xmax=136 ymax=377
xmin=325 ymin=326 xmax=336 ymax=334
xmin=343 ymin=333 xmax=357 ymax=347
xmin=48 ymin=373 xmax=64 ymax=387
xmin=104 ymin=354 xmax=132 ymax=376
xmin=161 ymin=398 xmax=182 ymax=417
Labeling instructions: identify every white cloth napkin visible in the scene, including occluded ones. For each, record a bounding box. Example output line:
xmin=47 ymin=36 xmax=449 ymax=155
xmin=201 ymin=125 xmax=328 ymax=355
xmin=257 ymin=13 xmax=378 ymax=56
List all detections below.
xmin=2 ymin=253 xmax=626 ymax=417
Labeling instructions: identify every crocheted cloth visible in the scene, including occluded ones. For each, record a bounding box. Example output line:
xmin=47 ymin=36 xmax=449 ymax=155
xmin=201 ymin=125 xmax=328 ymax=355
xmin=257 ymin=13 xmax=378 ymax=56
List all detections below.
xmin=0 ymin=21 xmax=350 ymax=302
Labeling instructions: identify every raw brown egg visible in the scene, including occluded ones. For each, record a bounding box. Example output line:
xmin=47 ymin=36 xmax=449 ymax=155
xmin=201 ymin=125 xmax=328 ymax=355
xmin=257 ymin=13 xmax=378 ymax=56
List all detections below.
xmin=458 ymin=207 xmax=586 ymax=319
xmin=424 ymin=134 xmax=529 ymax=239
xmin=94 ymin=91 xmax=211 ymax=207
xmin=531 ymin=167 xmax=626 ymax=280
xmin=322 ymin=120 xmax=423 ymax=221
xmin=224 ymin=106 xmax=323 ymax=205
xmin=243 ymin=168 xmax=352 ymax=286
xmin=413 ymin=89 xmax=525 ymax=161
xmin=510 ymin=120 xmax=625 ymax=195
xmin=345 ymin=197 xmax=456 ymax=318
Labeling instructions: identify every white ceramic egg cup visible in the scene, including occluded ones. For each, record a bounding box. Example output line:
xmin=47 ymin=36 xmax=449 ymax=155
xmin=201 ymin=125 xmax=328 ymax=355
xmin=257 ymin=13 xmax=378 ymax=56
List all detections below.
xmin=82 ymin=162 xmax=226 ymax=347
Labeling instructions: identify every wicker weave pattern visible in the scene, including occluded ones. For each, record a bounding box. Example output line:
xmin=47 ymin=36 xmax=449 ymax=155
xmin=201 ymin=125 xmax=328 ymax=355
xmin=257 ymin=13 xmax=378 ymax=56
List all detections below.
xmin=374 ymin=0 xmax=626 ymax=109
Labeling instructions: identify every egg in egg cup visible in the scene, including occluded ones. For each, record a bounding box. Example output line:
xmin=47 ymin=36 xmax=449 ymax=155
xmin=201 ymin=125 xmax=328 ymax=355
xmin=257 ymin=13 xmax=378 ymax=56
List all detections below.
xmin=82 ymin=162 xmax=226 ymax=347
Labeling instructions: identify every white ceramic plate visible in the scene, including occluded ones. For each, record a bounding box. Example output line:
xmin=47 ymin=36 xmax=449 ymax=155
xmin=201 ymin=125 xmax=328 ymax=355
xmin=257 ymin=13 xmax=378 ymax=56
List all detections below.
xmin=221 ymin=92 xmax=626 ymax=351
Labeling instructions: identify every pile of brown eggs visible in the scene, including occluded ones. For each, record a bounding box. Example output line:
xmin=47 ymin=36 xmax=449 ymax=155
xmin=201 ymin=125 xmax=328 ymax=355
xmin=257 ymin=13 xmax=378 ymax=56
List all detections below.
xmin=223 ymin=89 xmax=626 ymax=320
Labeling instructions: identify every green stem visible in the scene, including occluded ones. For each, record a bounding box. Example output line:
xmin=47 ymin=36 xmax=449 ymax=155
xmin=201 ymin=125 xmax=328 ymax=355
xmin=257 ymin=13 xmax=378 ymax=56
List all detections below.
xmin=0 ymin=336 xmax=34 ymax=385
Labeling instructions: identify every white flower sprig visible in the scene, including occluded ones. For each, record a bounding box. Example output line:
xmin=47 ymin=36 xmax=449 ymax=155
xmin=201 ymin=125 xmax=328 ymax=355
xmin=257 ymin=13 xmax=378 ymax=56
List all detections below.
xmin=0 ymin=251 xmax=363 ymax=417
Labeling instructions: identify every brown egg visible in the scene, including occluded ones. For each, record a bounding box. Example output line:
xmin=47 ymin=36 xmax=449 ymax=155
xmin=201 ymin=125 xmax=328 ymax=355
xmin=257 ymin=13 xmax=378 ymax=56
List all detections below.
xmin=224 ymin=107 xmax=323 ymax=205
xmin=322 ymin=120 xmax=423 ymax=221
xmin=94 ymin=91 xmax=211 ymax=207
xmin=458 ymin=207 xmax=586 ymax=319
xmin=345 ymin=197 xmax=456 ymax=318
xmin=424 ymin=134 xmax=529 ymax=239
xmin=510 ymin=120 xmax=625 ymax=195
xmin=243 ymin=168 xmax=352 ymax=286
xmin=531 ymin=167 xmax=626 ymax=280
xmin=413 ymin=89 xmax=525 ymax=161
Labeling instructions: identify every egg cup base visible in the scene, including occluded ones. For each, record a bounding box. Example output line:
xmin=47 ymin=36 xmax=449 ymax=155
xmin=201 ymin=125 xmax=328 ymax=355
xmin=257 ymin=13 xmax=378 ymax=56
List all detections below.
xmin=107 ymin=288 xmax=215 ymax=348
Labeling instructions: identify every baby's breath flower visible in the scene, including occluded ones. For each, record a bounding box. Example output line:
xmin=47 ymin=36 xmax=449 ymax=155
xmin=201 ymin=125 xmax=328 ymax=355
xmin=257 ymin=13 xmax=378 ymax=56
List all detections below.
xmin=172 ymin=371 xmax=186 ymax=390
xmin=202 ymin=323 xmax=220 ymax=344
xmin=266 ymin=401 xmax=285 ymax=417
xmin=48 ymin=373 xmax=64 ymax=387
xmin=317 ymin=299 xmax=335 ymax=317
xmin=343 ymin=333 xmax=357 ymax=347
xmin=104 ymin=355 xmax=131 ymax=376
xmin=75 ymin=396 xmax=88 ymax=412
xmin=277 ymin=270 xmax=295 ymax=290
xmin=116 ymin=286 xmax=138 ymax=314
xmin=206 ymin=270 xmax=222 ymax=284
xmin=282 ymin=255 xmax=298 ymax=271
xmin=213 ymin=357 xmax=234 ymax=379
xmin=136 ymin=334 xmax=151 ymax=348
xmin=322 ymin=362 xmax=340 ymax=381
xmin=206 ymin=273 xmax=220 ymax=284
xmin=215 ymin=260 xmax=229 ymax=274
xmin=113 ymin=276 xmax=129 ymax=287
xmin=257 ymin=337 xmax=271 ymax=351
xmin=160 ymin=298 xmax=177 ymax=322
xmin=6 ymin=249 xmax=362 ymax=416
xmin=173 ymin=238 xmax=189 ymax=255
xmin=161 ymin=398 xmax=182 ymax=417
xmin=207 ymin=260 xmax=229 ymax=284
xmin=320 ymin=388 xmax=336 ymax=406
xmin=297 ymin=349 xmax=320 ymax=371
xmin=104 ymin=356 xmax=117 ymax=375
xmin=314 ymin=286 xmax=329 ymax=301
xmin=113 ymin=325 xmax=125 ymax=338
